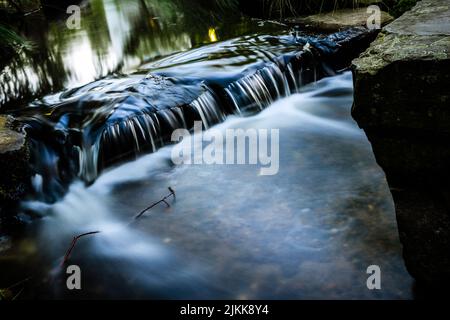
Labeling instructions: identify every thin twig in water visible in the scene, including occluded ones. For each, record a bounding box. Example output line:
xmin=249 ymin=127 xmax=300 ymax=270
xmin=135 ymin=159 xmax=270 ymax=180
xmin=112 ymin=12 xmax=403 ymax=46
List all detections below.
xmin=135 ymin=187 xmax=176 ymax=220
xmin=61 ymin=231 xmax=101 ymax=266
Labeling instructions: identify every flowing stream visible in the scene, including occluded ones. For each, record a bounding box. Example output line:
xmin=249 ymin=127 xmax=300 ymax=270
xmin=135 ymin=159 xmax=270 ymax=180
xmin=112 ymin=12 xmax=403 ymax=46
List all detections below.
xmin=0 ymin=0 xmax=414 ymax=299
xmin=2 ymin=72 xmax=414 ymax=299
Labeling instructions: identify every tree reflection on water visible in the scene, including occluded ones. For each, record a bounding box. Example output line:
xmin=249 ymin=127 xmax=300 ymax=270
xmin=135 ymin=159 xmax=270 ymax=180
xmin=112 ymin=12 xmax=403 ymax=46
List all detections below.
xmin=0 ymin=0 xmax=259 ymax=110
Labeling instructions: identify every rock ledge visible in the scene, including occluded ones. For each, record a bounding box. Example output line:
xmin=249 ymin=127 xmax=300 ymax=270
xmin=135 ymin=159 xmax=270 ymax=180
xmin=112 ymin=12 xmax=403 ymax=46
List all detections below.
xmin=352 ymin=0 xmax=450 ymax=285
xmin=0 ymin=115 xmax=31 ymax=220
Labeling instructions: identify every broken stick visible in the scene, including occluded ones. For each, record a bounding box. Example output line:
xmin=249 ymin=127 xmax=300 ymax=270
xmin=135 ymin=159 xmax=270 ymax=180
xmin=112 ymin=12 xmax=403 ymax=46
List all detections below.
xmin=61 ymin=231 xmax=101 ymax=266
xmin=135 ymin=187 xmax=176 ymax=220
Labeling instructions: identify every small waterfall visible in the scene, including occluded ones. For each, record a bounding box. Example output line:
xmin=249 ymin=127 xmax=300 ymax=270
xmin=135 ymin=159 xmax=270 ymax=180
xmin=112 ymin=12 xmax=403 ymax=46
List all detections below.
xmin=225 ymin=60 xmax=296 ymax=112
xmin=92 ymin=49 xmax=323 ymax=176
xmin=12 ymin=27 xmax=373 ymax=200
xmin=189 ymin=90 xmax=225 ymax=129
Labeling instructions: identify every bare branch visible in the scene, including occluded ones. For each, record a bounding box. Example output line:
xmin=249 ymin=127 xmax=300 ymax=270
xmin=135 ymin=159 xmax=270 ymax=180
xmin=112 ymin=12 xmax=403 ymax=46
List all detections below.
xmin=61 ymin=231 xmax=101 ymax=266
xmin=134 ymin=187 xmax=176 ymax=220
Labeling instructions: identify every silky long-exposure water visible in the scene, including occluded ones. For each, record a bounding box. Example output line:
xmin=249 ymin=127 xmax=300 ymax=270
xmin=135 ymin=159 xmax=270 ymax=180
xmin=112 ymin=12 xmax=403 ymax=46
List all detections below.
xmin=0 ymin=0 xmax=415 ymax=300
xmin=1 ymin=72 xmax=414 ymax=299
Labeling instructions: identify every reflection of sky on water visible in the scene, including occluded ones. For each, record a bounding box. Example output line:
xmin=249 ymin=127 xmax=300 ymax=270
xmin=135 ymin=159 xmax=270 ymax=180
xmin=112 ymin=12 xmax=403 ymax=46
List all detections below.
xmin=8 ymin=73 xmax=414 ymax=299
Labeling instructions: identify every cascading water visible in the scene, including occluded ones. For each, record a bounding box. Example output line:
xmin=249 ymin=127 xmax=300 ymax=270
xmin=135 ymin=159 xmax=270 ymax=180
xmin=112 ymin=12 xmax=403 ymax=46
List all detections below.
xmin=0 ymin=0 xmax=414 ymax=300
xmin=6 ymin=71 xmax=414 ymax=299
xmin=11 ymin=27 xmax=374 ymax=202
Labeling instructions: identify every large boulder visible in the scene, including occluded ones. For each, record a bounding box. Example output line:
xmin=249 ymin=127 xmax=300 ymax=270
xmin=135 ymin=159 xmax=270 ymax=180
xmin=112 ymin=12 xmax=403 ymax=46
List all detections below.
xmin=0 ymin=115 xmax=31 ymax=221
xmin=352 ymin=0 xmax=450 ymax=286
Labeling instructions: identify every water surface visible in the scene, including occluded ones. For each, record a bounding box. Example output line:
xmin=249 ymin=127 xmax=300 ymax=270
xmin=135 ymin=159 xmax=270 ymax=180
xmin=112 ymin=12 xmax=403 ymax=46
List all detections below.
xmin=1 ymin=72 xmax=414 ymax=299
xmin=0 ymin=0 xmax=281 ymax=109
xmin=0 ymin=0 xmax=414 ymax=300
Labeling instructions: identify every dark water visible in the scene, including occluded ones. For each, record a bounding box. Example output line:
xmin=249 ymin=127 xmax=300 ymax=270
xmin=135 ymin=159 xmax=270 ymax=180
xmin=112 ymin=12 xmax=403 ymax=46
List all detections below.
xmin=0 ymin=0 xmax=414 ymax=299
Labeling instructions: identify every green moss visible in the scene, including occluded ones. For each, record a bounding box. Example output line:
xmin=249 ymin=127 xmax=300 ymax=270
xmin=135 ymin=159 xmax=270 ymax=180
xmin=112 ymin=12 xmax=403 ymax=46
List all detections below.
xmin=353 ymin=31 xmax=450 ymax=76
xmin=0 ymin=116 xmax=31 ymax=208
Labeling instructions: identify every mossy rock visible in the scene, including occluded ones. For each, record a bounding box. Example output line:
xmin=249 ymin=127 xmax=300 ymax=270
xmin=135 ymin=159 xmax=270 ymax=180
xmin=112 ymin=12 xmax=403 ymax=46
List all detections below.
xmin=0 ymin=115 xmax=31 ymax=215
